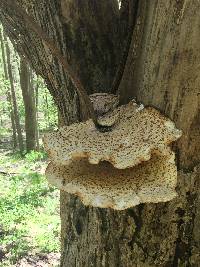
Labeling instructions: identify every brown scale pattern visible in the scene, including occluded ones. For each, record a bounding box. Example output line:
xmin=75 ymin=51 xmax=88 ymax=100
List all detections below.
xmin=46 ymin=152 xmax=177 ymax=210
xmin=43 ymin=97 xmax=182 ymax=169
xmin=44 ymin=94 xmax=182 ymax=209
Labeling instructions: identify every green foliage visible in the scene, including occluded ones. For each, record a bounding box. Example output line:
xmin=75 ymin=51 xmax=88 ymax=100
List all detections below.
xmin=0 ymin=27 xmax=60 ymax=266
xmin=0 ymin=127 xmax=11 ymax=136
xmin=0 ymin=35 xmax=58 ymax=145
xmin=24 ymin=150 xmax=47 ymax=162
xmin=0 ymin=151 xmax=60 ymax=265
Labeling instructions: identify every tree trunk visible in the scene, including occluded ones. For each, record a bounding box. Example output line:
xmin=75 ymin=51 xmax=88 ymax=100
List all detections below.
xmin=29 ymin=68 xmax=39 ymax=148
xmin=0 ymin=1 xmax=199 ymax=266
xmin=34 ymin=79 xmax=40 ymax=151
xmin=7 ymin=92 xmax=17 ymax=149
xmin=5 ymin=39 xmax=24 ymax=154
xmin=0 ymin=30 xmax=17 ymax=149
xmin=60 ymin=2 xmax=200 ymax=266
xmin=44 ymin=89 xmax=50 ymax=128
xmin=20 ymin=58 xmax=37 ymax=152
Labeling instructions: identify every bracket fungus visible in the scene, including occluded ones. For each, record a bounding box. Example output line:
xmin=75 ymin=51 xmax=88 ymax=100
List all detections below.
xmin=44 ymin=93 xmax=182 ymax=210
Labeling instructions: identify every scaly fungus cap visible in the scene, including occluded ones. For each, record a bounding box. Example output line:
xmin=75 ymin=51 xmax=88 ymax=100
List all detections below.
xmin=46 ymin=151 xmax=177 ymax=210
xmin=43 ymin=98 xmax=182 ymax=169
xmin=44 ymin=94 xmax=182 ymax=209
xmin=89 ymin=93 xmax=119 ymax=116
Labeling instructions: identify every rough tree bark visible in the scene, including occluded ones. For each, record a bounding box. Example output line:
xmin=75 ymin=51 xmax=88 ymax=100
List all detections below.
xmin=20 ymin=58 xmax=37 ymax=152
xmin=0 ymin=1 xmax=199 ymax=266
xmin=0 ymin=0 xmax=121 ymax=124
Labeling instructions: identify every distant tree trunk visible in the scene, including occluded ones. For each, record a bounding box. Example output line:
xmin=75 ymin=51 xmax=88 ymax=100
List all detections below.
xmin=44 ymin=89 xmax=50 ymax=128
xmin=34 ymin=79 xmax=40 ymax=150
xmin=0 ymin=30 xmax=17 ymax=148
xmin=5 ymin=40 xmax=24 ymax=154
xmin=1 ymin=1 xmax=200 ymax=266
xmin=20 ymin=58 xmax=37 ymax=152
xmin=29 ymin=68 xmax=40 ymax=150
xmin=7 ymin=91 xmax=17 ymax=149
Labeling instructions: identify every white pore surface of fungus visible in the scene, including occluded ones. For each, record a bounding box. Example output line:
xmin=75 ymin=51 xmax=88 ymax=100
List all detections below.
xmin=46 ymin=152 xmax=177 ymax=210
xmin=43 ymin=100 xmax=182 ymax=169
xmin=44 ymin=94 xmax=182 ymax=209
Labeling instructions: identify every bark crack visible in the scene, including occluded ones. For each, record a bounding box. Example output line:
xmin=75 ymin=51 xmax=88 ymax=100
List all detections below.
xmin=127 ymin=204 xmax=144 ymax=249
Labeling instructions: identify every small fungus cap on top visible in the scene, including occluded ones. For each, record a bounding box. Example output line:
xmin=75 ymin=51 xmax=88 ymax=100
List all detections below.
xmin=43 ymin=99 xmax=182 ymax=169
xmin=90 ymin=93 xmax=119 ymax=116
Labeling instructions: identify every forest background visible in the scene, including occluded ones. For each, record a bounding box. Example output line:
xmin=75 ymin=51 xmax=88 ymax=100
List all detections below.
xmin=0 ymin=26 xmax=60 ymax=267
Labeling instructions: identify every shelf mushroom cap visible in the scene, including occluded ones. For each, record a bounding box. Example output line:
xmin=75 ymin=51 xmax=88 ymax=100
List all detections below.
xmin=89 ymin=93 xmax=119 ymax=116
xmin=46 ymin=151 xmax=177 ymax=210
xmin=44 ymin=95 xmax=182 ymax=209
xmin=43 ymin=100 xmax=182 ymax=169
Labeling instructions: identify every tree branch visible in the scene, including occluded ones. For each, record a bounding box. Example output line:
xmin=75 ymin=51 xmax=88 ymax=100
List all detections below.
xmin=0 ymin=0 xmax=100 ymax=127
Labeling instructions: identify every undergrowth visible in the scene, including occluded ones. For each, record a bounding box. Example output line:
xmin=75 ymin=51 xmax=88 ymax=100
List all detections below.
xmin=0 ymin=150 xmax=60 ymax=266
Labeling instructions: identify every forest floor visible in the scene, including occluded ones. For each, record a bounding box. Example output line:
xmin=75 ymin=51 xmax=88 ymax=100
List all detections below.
xmin=0 ymin=139 xmax=60 ymax=266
